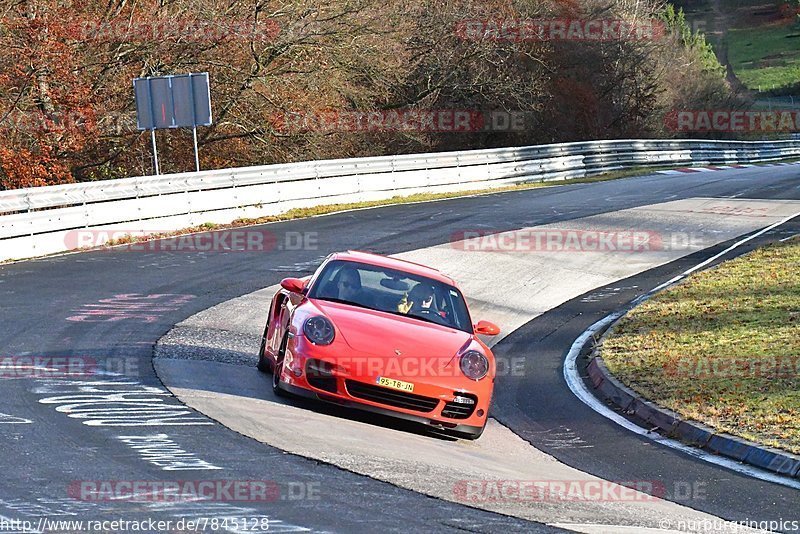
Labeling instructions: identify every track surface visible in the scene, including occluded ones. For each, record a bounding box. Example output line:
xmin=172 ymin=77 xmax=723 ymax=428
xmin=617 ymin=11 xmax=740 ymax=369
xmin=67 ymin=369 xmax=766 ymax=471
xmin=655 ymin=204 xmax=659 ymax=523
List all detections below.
xmin=1 ymin=165 xmax=799 ymax=532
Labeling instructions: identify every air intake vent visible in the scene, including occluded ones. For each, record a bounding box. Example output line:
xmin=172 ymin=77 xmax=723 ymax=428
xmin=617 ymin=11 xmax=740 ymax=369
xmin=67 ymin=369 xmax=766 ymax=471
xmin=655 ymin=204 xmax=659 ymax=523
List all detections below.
xmin=345 ymin=380 xmax=439 ymax=413
xmin=441 ymin=393 xmax=478 ymax=419
xmin=306 ymin=359 xmax=338 ymax=393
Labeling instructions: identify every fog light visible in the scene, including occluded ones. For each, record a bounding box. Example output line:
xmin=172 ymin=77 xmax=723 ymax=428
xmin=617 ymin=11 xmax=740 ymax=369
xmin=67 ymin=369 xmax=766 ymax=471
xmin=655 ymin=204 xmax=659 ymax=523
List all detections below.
xmin=453 ymin=395 xmax=476 ymax=405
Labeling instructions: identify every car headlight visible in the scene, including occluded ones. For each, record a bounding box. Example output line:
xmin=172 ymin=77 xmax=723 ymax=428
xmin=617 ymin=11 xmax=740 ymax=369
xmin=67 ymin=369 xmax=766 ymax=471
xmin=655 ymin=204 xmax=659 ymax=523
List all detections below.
xmin=303 ymin=316 xmax=335 ymax=345
xmin=460 ymin=350 xmax=489 ymax=380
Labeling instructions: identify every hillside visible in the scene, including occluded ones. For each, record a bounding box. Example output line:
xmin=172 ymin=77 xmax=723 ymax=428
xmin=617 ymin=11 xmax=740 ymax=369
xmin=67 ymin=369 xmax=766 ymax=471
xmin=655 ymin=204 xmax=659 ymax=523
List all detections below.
xmin=675 ymin=0 xmax=800 ymax=93
xmin=0 ymin=0 xmax=735 ymax=189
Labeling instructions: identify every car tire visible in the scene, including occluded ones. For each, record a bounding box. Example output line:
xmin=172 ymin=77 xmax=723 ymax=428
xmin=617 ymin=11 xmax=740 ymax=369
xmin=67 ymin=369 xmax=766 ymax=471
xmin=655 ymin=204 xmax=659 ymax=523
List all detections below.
xmin=272 ymin=333 xmax=289 ymax=398
xmin=256 ymin=323 xmax=273 ymax=374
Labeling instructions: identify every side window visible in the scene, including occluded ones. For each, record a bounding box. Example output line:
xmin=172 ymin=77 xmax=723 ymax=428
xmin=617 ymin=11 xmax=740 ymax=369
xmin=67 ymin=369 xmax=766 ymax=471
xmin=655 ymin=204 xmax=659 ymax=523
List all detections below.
xmin=321 ymin=265 xmax=344 ymax=298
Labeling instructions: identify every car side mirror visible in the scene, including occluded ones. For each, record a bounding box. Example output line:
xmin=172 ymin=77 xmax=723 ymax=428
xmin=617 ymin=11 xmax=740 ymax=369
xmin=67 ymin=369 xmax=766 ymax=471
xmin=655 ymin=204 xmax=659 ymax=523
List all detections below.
xmin=280 ymin=277 xmax=306 ymax=293
xmin=474 ymin=320 xmax=500 ymax=336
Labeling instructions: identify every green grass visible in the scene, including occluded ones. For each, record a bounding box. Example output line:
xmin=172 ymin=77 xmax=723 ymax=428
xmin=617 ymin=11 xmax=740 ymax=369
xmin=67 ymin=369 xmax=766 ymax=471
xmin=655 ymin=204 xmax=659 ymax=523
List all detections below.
xmin=678 ymin=0 xmax=800 ymax=90
xmin=602 ymin=238 xmax=800 ymax=454
xmin=728 ymin=25 xmax=800 ymax=90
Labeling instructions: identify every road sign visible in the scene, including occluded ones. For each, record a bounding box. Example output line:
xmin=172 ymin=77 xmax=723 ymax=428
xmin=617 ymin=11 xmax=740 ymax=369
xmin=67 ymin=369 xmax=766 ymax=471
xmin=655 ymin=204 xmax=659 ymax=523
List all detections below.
xmin=133 ymin=73 xmax=212 ymax=173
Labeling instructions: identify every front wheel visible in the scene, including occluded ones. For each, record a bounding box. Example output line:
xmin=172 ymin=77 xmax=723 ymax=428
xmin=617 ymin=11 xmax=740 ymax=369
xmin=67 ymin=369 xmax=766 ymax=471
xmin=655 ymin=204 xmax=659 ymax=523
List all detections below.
xmin=256 ymin=324 xmax=273 ymax=374
xmin=272 ymin=333 xmax=289 ymax=397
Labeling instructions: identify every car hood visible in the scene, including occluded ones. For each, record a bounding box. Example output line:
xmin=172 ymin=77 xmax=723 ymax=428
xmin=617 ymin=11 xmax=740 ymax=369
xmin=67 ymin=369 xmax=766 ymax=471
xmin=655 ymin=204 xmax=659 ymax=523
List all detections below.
xmin=309 ymin=299 xmax=472 ymax=359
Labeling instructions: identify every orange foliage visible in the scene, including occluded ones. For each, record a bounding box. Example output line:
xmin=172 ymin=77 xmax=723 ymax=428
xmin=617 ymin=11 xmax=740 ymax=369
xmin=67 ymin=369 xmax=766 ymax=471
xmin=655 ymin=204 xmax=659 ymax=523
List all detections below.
xmin=0 ymin=145 xmax=74 ymax=189
xmin=0 ymin=0 xmax=736 ymax=190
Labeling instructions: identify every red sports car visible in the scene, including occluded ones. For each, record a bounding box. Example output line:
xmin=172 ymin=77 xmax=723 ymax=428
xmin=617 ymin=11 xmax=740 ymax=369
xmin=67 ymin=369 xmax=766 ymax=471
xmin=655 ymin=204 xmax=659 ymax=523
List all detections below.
xmin=257 ymin=250 xmax=500 ymax=440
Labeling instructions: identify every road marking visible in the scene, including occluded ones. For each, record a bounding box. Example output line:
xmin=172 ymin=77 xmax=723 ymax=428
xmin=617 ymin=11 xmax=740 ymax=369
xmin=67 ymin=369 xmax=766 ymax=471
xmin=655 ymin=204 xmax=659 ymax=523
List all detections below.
xmin=655 ymin=163 xmax=790 ymax=176
xmin=0 ymin=412 xmax=32 ymax=424
xmin=563 ymin=210 xmax=800 ymax=490
xmin=35 ymin=379 xmax=213 ymax=427
xmin=0 ymin=498 xmax=99 ymax=517
xmin=532 ymin=426 xmax=594 ymax=450
xmin=580 ymin=286 xmax=638 ymax=303
xmin=67 ymin=294 xmax=195 ymax=323
xmin=117 ymin=434 xmax=222 ymax=471
xmin=269 ymin=256 xmax=327 ymax=273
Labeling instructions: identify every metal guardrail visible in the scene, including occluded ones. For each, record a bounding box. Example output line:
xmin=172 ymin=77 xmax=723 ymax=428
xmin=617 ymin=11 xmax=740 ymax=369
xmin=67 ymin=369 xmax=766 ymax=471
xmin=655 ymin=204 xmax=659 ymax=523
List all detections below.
xmin=1 ymin=138 xmax=799 ymax=261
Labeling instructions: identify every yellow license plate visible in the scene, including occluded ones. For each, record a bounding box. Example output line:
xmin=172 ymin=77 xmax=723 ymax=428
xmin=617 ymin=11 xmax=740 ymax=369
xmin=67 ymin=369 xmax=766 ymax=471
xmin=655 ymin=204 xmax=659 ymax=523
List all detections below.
xmin=377 ymin=377 xmax=414 ymax=392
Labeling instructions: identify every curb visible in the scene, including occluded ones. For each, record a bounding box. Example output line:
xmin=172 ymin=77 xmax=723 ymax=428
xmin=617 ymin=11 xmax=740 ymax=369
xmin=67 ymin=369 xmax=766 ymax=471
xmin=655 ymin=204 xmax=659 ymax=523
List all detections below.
xmin=586 ymin=354 xmax=800 ymax=479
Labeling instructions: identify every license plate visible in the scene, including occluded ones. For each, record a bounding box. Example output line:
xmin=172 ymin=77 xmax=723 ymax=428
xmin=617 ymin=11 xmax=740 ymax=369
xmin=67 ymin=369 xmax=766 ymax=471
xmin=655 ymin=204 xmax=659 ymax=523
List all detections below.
xmin=377 ymin=376 xmax=414 ymax=392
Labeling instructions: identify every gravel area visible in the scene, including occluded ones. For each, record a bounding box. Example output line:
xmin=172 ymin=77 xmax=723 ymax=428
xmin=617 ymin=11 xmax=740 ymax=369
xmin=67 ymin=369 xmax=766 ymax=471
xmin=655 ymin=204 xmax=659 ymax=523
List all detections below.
xmin=156 ymin=324 xmax=260 ymax=367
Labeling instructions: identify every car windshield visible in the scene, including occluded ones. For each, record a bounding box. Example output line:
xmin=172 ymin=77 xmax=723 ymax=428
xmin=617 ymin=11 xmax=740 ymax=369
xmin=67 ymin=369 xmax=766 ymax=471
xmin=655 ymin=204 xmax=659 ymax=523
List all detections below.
xmin=307 ymin=260 xmax=473 ymax=333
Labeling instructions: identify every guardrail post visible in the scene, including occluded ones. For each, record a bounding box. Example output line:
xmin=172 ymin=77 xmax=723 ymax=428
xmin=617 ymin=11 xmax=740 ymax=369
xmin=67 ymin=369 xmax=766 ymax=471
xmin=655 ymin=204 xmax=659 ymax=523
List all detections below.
xmin=25 ymin=192 xmax=33 ymax=239
xmin=135 ymin=176 xmax=142 ymax=223
xmin=314 ymin=161 xmax=320 ymax=199
xmin=230 ymin=172 xmax=237 ymax=218
xmin=186 ymin=178 xmax=192 ymax=226
xmin=83 ymin=188 xmax=89 ymax=228
xmin=391 ymin=155 xmax=396 ymax=192
xmin=356 ymin=162 xmax=362 ymax=197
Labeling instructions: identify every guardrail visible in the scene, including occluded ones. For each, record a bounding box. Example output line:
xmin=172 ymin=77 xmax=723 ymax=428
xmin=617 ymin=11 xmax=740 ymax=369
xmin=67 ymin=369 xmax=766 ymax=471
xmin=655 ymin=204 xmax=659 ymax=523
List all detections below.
xmin=2 ymin=138 xmax=799 ymax=262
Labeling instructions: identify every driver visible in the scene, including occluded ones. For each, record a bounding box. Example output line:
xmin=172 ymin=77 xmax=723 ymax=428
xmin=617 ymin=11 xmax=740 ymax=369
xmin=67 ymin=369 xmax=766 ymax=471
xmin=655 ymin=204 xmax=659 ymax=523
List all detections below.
xmin=337 ymin=266 xmax=364 ymax=303
xmin=398 ymin=283 xmax=435 ymax=315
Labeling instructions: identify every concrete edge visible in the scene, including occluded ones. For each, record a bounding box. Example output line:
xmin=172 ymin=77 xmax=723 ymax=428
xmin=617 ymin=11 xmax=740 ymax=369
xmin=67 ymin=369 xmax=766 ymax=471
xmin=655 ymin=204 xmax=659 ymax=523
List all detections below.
xmin=585 ymin=350 xmax=800 ymax=480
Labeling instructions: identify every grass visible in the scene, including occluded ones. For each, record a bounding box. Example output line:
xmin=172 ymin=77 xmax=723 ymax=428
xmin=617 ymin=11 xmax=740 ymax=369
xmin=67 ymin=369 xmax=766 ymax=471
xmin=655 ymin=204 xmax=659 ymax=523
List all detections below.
xmin=601 ymin=237 xmax=800 ymax=454
xmin=728 ymin=25 xmax=800 ymax=90
xmin=677 ymin=0 xmax=800 ymax=91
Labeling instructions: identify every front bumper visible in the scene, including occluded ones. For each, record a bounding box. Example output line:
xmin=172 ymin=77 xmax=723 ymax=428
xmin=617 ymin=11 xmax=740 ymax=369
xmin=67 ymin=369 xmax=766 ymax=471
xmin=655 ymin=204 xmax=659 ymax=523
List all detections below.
xmin=277 ymin=381 xmax=486 ymax=438
xmin=277 ymin=341 xmax=491 ymax=436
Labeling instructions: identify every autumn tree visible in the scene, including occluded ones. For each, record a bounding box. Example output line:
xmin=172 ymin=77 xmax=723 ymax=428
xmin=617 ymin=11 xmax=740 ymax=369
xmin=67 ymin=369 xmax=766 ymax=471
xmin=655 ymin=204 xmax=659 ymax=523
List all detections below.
xmin=0 ymin=0 xmax=740 ymax=190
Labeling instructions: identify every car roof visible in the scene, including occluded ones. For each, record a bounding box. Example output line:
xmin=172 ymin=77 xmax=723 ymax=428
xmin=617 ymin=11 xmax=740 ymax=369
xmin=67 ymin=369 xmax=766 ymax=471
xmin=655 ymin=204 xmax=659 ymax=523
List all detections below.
xmin=330 ymin=250 xmax=456 ymax=286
